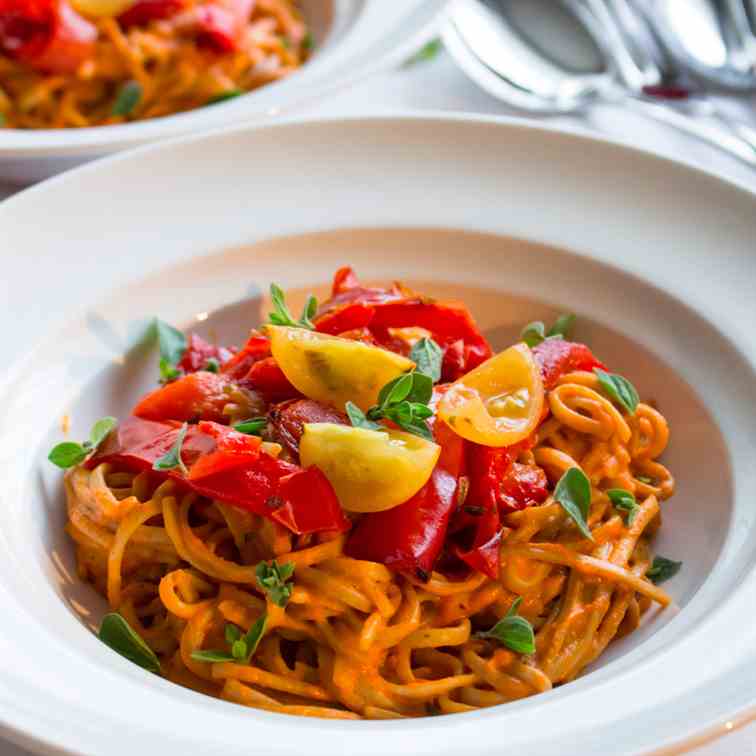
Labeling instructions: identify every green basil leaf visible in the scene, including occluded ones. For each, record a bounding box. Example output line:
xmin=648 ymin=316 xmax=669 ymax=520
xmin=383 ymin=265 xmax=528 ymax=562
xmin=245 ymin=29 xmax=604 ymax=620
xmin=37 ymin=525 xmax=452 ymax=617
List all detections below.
xmin=190 ymin=649 xmax=235 ymax=663
xmin=547 ymin=313 xmax=576 ymax=339
xmin=410 ymin=337 xmax=443 ymax=383
xmin=404 ymin=38 xmax=442 ymax=66
xmin=112 ymin=80 xmax=142 ymax=116
xmin=155 ymin=319 xmax=187 ymax=368
xmin=476 ymin=599 xmax=535 ymax=655
xmin=48 ymin=441 xmax=88 ymax=469
xmin=241 ymin=614 xmax=267 ymax=662
xmin=521 ymin=321 xmax=546 ymax=348
xmin=594 ymin=369 xmax=640 ymax=414
xmin=207 ymin=89 xmax=243 ymax=105
xmin=377 ymin=372 xmax=413 ymax=408
xmin=607 ymin=488 xmax=639 ymax=525
xmin=256 ymin=560 xmax=295 ymax=607
xmin=554 ymin=467 xmax=593 ymax=540
xmin=647 ymin=556 xmax=682 ymax=585
xmin=233 ymin=418 xmax=267 ymax=436
xmin=346 ymin=401 xmax=383 ymax=431
xmin=407 ymin=371 xmax=433 ymax=404
xmin=89 ymin=417 xmax=117 ymax=449
xmin=98 ymin=613 xmax=161 ymax=673
xmin=153 ymin=423 xmax=189 ymax=474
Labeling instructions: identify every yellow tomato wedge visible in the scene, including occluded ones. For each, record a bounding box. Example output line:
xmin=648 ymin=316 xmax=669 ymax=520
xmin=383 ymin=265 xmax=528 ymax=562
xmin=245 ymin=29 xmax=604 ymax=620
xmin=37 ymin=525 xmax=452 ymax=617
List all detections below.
xmin=71 ymin=0 xmax=134 ymax=17
xmin=299 ymin=423 xmax=440 ymax=513
xmin=267 ymin=325 xmax=414 ymax=411
xmin=438 ymin=342 xmax=544 ymax=447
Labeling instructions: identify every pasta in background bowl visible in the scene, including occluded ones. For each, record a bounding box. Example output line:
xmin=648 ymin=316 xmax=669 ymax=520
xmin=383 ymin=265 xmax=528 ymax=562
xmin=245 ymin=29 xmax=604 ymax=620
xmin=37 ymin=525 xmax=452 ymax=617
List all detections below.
xmin=1 ymin=116 xmax=756 ymax=755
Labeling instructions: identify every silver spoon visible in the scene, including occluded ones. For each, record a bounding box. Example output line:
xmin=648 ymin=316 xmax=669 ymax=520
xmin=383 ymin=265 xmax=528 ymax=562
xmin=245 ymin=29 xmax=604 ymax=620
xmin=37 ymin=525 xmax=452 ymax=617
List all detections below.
xmin=443 ymin=0 xmax=756 ymax=165
xmin=631 ymin=0 xmax=756 ymax=90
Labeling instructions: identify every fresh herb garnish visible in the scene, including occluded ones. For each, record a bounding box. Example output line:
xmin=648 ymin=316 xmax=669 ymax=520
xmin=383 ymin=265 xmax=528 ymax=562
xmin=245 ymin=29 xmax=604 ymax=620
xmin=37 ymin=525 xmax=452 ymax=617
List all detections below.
xmin=410 ymin=337 xmax=443 ymax=383
xmin=112 ymin=80 xmax=142 ymax=117
xmin=154 ymin=318 xmax=187 ymax=383
xmin=607 ymin=488 xmax=639 ymax=525
xmin=207 ymin=89 xmax=243 ymax=105
xmin=554 ymin=467 xmax=593 ymax=540
xmin=647 ymin=556 xmax=682 ymax=585
xmin=347 ymin=371 xmax=435 ymax=441
xmin=268 ymin=283 xmax=317 ymax=330
xmin=302 ymin=31 xmax=314 ymax=50
xmin=191 ymin=616 xmax=267 ymax=664
xmin=636 ymin=474 xmax=654 ymax=485
xmin=405 ymin=38 xmax=442 ymax=66
xmin=594 ymin=369 xmax=639 ymax=414
xmin=475 ymin=597 xmax=535 ymax=655
xmin=521 ymin=313 xmax=576 ymax=347
xmin=345 ymin=402 xmax=383 ymax=431
xmin=98 ymin=613 xmax=161 ymax=673
xmin=153 ymin=422 xmax=189 ymax=474
xmin=233 ymin=418 xmax=267 ymax=436
xmin=48 ymin=416 xmax=118 ymax=469
xmin=204 ymin=357 xmax=220 ymax=373
xmin=256 ymin=560 xmax=295 ymax=607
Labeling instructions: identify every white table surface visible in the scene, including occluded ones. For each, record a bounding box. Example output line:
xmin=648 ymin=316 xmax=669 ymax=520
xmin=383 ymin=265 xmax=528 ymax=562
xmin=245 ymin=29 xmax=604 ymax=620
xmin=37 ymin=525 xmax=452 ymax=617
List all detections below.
xmin=2 ymin=42 xmax=756 ymax=756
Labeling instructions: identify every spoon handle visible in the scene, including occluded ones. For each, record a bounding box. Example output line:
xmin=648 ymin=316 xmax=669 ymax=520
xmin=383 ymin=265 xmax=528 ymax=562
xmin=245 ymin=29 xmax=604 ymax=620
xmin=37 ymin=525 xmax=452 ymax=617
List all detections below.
xmin=620 ymin=95 xmax=756 ymax=166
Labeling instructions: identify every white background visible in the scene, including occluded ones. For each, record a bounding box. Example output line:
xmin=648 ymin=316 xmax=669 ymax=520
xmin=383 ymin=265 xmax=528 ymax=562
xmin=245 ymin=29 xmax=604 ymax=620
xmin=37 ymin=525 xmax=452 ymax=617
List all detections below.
xmin=1 ymin=40 xmax=755 ymax=756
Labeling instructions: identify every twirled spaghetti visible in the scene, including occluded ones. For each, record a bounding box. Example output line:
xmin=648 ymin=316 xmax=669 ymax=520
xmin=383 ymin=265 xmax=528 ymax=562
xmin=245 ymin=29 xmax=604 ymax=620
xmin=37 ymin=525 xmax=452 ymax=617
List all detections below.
xmin=55 ymin=267 xmax=677 ymax=719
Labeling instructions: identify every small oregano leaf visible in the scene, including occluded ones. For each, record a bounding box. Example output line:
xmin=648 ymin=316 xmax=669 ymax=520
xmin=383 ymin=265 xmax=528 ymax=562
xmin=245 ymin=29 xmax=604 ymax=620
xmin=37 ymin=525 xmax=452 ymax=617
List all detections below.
xmin=99 ymin=613 xmax=161 ymax=673
xmin=410 ymin=337 xmax=443 ymax=383
xmin=594 ymin=368 xmax=640 ymax=414
xmin=647 ymin=556 xmax=682 ymax=585
xmin=607 ymin=488 xmax=639 ymax=525
xmin=153 ymin=423 xmax=189 ymax=475
xmin=475 ymin=597 xmax=535 ymax=655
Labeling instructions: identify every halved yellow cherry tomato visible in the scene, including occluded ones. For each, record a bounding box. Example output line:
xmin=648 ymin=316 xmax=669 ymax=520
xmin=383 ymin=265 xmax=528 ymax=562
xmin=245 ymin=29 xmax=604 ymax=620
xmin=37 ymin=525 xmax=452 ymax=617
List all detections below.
xmin=71 ymin=0 xmax=134 ymax=17
xmin=267 ymin=325 xmax=414 ymax=411
xmin=438 ymin=342 xmax=544 ymax=447
xmin=299 ymin=423 xmax=440 ymax=513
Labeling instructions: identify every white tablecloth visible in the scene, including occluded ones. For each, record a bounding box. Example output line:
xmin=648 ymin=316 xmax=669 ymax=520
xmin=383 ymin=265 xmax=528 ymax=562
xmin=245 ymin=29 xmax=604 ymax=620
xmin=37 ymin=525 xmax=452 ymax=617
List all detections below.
xmin=2 ymin=46 xmax=755 ymax=756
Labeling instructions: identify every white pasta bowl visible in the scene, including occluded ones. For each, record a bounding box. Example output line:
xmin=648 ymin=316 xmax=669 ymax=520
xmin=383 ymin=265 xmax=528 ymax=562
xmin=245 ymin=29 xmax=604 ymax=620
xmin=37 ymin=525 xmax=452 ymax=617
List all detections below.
xmin=1 ymin=115 xmax=756 ymax=756
xmin=0 ymin=0 xmax=441 ymax=184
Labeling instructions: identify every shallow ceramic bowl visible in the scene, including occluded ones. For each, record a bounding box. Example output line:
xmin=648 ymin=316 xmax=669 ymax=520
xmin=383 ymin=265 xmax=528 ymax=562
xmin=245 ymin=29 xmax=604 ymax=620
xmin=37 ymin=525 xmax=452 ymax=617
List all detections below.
xmin=1 ymin=115 xmax=756 ymax=756
xmin=0 ymin=0 xmax=441 ymax=184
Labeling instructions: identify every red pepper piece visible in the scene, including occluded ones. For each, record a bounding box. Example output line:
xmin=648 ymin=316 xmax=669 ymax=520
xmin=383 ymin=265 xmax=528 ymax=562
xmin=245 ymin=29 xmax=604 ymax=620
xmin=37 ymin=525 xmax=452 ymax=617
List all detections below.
xmin=188 ymin=421 xmax=262 ymax=480
xmin=134 ymin=371 xmax=231 ymax=423
xmin=272 ymin=466 xmax=351 ymax=535
xmin=243 ymin=357 xmax=300 ymax=401
xmin=441 ymin=339 xmax=466 ymax=382
xmin=452 ymin=509 xmax=502 ymax=580
xmin=178 ymin=334 xmax=235 ymax=374
xmin=314 ymin=302 xmax=375 ymax=336
xmin=221 ymin=332 xmax=270 ymax=382
xmin=316 ymin=267 xmax=406 ymax=317
xmin=499 ymin=462 xmax=549 ymax=513
xmin=466 ymin=442 xmax=524 ymax=513
xmin=195 ymin=0 xmax=253 ymax=52
xmin=86 ymin=417 xmax=215 ymax=473
xmin=0 ymin=0 xmax=96 ymax=73
xmin=345 ymin=415 xmax=465 ymax=579
xmin=118 ymin=0 xmax=184 ymax=26
xmin=331 ymin=266 xmax=360 ymax=295
xmin=532 ymin=338 xmax=606 ymax=390
xmin=268 ymin=398 xmax=347 ymax=457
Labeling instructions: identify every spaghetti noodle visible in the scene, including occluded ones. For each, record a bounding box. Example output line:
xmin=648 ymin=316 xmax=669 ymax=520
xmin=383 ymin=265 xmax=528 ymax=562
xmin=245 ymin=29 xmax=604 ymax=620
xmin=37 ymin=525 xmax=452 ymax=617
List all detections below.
xmin=0 ymin=0 xmax=307 ymax=128
xmin=55 ymin=267 xmax=676 ymax=719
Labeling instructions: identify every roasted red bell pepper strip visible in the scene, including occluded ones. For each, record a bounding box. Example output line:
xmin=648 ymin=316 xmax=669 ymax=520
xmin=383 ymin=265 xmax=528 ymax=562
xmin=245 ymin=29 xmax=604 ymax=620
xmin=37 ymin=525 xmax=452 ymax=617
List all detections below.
xmin=178 ymin=334 xmax=235 ymax=374
xmin=452 ymin=509 xmax=502 ymax=580
xmin=195 ymin=0 xmax=254 ymax=53
xmin=86 ymin=417 xmax=215 ymax=473
xmin=0 ymin=0 xmax=96 ymax=73
xmin=345 ymin=408 xmax=465 ymax=579
xmin=242 ymin=356 xmax=299 ymax=401
xmin=187 ymin=421 xmax=261 ymax=480
xmin=317 ymin=266 xmax=406 ymax=316
xmin=134 ymin=371 xmax=232 ymax=423
xmin=221 ymin=332 xmax=270 ymax=382
xmin=532 ymin=338 xmax=606 ymax=390
xmin=118 ymin=0 xmax=185 ymax=27
xmin=271 ymin=466 xmax=351 ymax=534
xmin=268 ymin=398 xmax=347 ymax=458
xmin=499 ymin=462 xmax=549 ymax=513
xmin=314 ymin=302 xmax=375 ymax=336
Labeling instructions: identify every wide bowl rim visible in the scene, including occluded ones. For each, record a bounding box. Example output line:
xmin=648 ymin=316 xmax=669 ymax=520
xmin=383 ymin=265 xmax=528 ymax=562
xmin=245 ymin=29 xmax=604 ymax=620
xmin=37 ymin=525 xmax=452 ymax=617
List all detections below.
xmin=2 ymin=113 xmax=756 ymax=756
